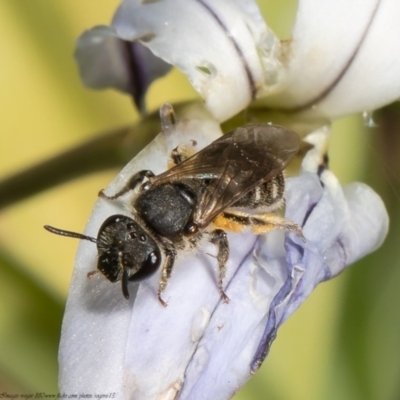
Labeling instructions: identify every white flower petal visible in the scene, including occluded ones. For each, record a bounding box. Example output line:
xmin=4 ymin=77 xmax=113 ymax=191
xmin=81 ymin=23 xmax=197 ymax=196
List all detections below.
xmin=59 ymin=113 xmax=223 ymax=396
xmin=112 ymin=0 xmax=281 ymax=121
xmin=59 ymin=119 xmax=388 ymax=399
xmin=341 ymin=182 xmax=389 ymax=263
xmin=75 ymin=1 xmax=400 ymax=121
xmin=263 ymin=0 xmax=400 ymax=118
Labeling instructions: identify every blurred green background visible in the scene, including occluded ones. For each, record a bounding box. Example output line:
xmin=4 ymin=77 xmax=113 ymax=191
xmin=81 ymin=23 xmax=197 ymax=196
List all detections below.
xmin=1 ymin=1 xmax=400 ymax=398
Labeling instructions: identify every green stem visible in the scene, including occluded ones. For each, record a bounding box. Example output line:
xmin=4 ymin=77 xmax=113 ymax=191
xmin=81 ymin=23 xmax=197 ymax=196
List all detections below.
xmin=0 ymin=119 xmax=160 ymax=210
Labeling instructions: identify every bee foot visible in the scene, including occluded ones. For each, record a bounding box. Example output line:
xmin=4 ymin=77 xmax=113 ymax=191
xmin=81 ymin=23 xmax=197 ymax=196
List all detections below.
xmin=293 ymin=226 xmax=306 ymax=243
xmin=158 ymin=294 xmax=168 ymax=307
xmin=87 ymin=270 xmax=98 ymax=279
xmin=221 ymin=291 xmax=230 ymax=304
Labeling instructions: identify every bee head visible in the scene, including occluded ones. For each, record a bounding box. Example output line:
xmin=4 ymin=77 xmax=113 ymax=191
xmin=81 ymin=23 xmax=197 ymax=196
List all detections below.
xmin=44 ymin=214 xmax=161 ymax=299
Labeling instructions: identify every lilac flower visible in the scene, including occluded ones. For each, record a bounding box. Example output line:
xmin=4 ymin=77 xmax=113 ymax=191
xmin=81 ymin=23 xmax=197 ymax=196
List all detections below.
xmin=76 ymin=0 xmax=400 ymax=122
xmin=60 ymin=1 xmax=399 ymax=399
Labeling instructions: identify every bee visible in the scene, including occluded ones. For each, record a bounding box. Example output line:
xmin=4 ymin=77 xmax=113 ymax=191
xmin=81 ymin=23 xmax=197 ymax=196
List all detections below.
xmin=45 ymin=123 xmax=303 ymax=306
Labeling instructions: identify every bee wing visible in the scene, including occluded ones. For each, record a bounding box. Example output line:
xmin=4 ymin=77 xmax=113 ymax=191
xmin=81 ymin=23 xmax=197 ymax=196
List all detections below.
xmin=193 ymin=124 xmax=300 ymax=226
xmin=153 ymin=124 xmax=300 ymax=228
xmin=152 ymin=133 xmax=232 ymax=184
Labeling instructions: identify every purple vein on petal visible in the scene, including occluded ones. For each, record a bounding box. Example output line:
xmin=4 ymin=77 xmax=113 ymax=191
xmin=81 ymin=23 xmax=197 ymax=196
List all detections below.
xmin=120 ymin=39 xmax=172 ymax=114
xmin=195 ymin=0 xmax=257 ymax=100
xmin=288 ymin=0 xmax=382 ymax=112
xmin=121 ymin=40 xmax=147 ymax=113
xmin=250 ymin=273 xmax=293 ymax=372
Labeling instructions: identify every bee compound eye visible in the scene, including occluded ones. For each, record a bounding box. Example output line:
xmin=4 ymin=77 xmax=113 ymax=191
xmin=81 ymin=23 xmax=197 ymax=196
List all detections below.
xmin=184 ymin=222 xmax=198 ymax=236
xmin=129 ymin=249 xmax=161 ymax=282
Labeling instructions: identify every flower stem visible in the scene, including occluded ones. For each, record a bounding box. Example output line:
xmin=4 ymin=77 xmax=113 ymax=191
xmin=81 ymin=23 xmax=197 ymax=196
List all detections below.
xmin=0 ymin=119 xmax=160 ymax=210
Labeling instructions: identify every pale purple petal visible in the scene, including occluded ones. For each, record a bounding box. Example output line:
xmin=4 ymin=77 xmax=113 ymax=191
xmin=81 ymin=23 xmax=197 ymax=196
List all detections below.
xmin=58 ymin=112 xmax=224 ymax=396
xmin=178 ymin=161 xmax=388 ymax=398
xmin=59 ymin=118 xmax=388 ymax=399
xmin=75 ymin=25 xmax=171 ymax=112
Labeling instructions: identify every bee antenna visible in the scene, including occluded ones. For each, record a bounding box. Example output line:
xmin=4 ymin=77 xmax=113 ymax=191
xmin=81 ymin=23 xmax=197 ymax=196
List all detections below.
xmin=44 ymin=225 xmax=98 ymax=244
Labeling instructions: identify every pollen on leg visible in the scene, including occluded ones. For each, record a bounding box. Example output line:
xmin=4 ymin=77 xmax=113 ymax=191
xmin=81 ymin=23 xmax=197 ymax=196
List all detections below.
xmin=250 ymin=213 xmax=305 ymax=241
xmin=213 ymin=214 xmax=247 ymax=233
xmin=251 ymin=224 xmax=276 ymax=235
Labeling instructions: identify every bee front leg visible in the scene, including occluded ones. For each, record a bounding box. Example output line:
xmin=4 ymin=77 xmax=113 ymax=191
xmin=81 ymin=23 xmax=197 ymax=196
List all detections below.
xmin=210 ymin=229 xmax=230 ymax=303
xmin=169 ymin=140 xmax=197 ymax=168
xmin=157 ymin=242 xmax=177 ymax=307
xmin=99 ymin=170 xmax=155 ymax=200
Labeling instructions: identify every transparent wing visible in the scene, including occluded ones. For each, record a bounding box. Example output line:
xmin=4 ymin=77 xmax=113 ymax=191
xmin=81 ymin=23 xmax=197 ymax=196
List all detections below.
xmin=153 ymin=124 xmax=300 ymax=228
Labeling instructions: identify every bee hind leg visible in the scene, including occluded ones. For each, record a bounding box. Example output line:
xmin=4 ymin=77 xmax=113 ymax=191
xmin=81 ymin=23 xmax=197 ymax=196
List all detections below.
xmin=215 ymin=210 xmax=305 ymax=242
xmin=210 ymin=229 xmax=230 ymax=303
xmin=250 ymin=213 xmax=305 ymax=242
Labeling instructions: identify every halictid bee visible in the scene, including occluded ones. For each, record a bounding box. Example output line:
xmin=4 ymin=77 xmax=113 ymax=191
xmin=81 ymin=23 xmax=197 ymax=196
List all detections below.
xmin=45 ymin=123 xmax=304 ymax=306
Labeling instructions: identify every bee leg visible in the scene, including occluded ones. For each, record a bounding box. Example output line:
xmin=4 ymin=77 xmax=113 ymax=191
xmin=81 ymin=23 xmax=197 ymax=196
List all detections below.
xmin=170 ymin=146 xmax=185 ymax=166
xmin=215 ymin=210 xmax=305 ymax=242
xmin=157 ymin=243 xmax=177 ymax=307
xmin=210 ymin=229 xmax=230 ymax=303
xmin=169 ymin=141 xmax=197 ymax=167
xmin=249 ymin=213 xmax=305 ymax=242
xmin=99 ymin=170 xmax=155 ymax=200
xmin=87 ymin=270 xmax=99 ymax=279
